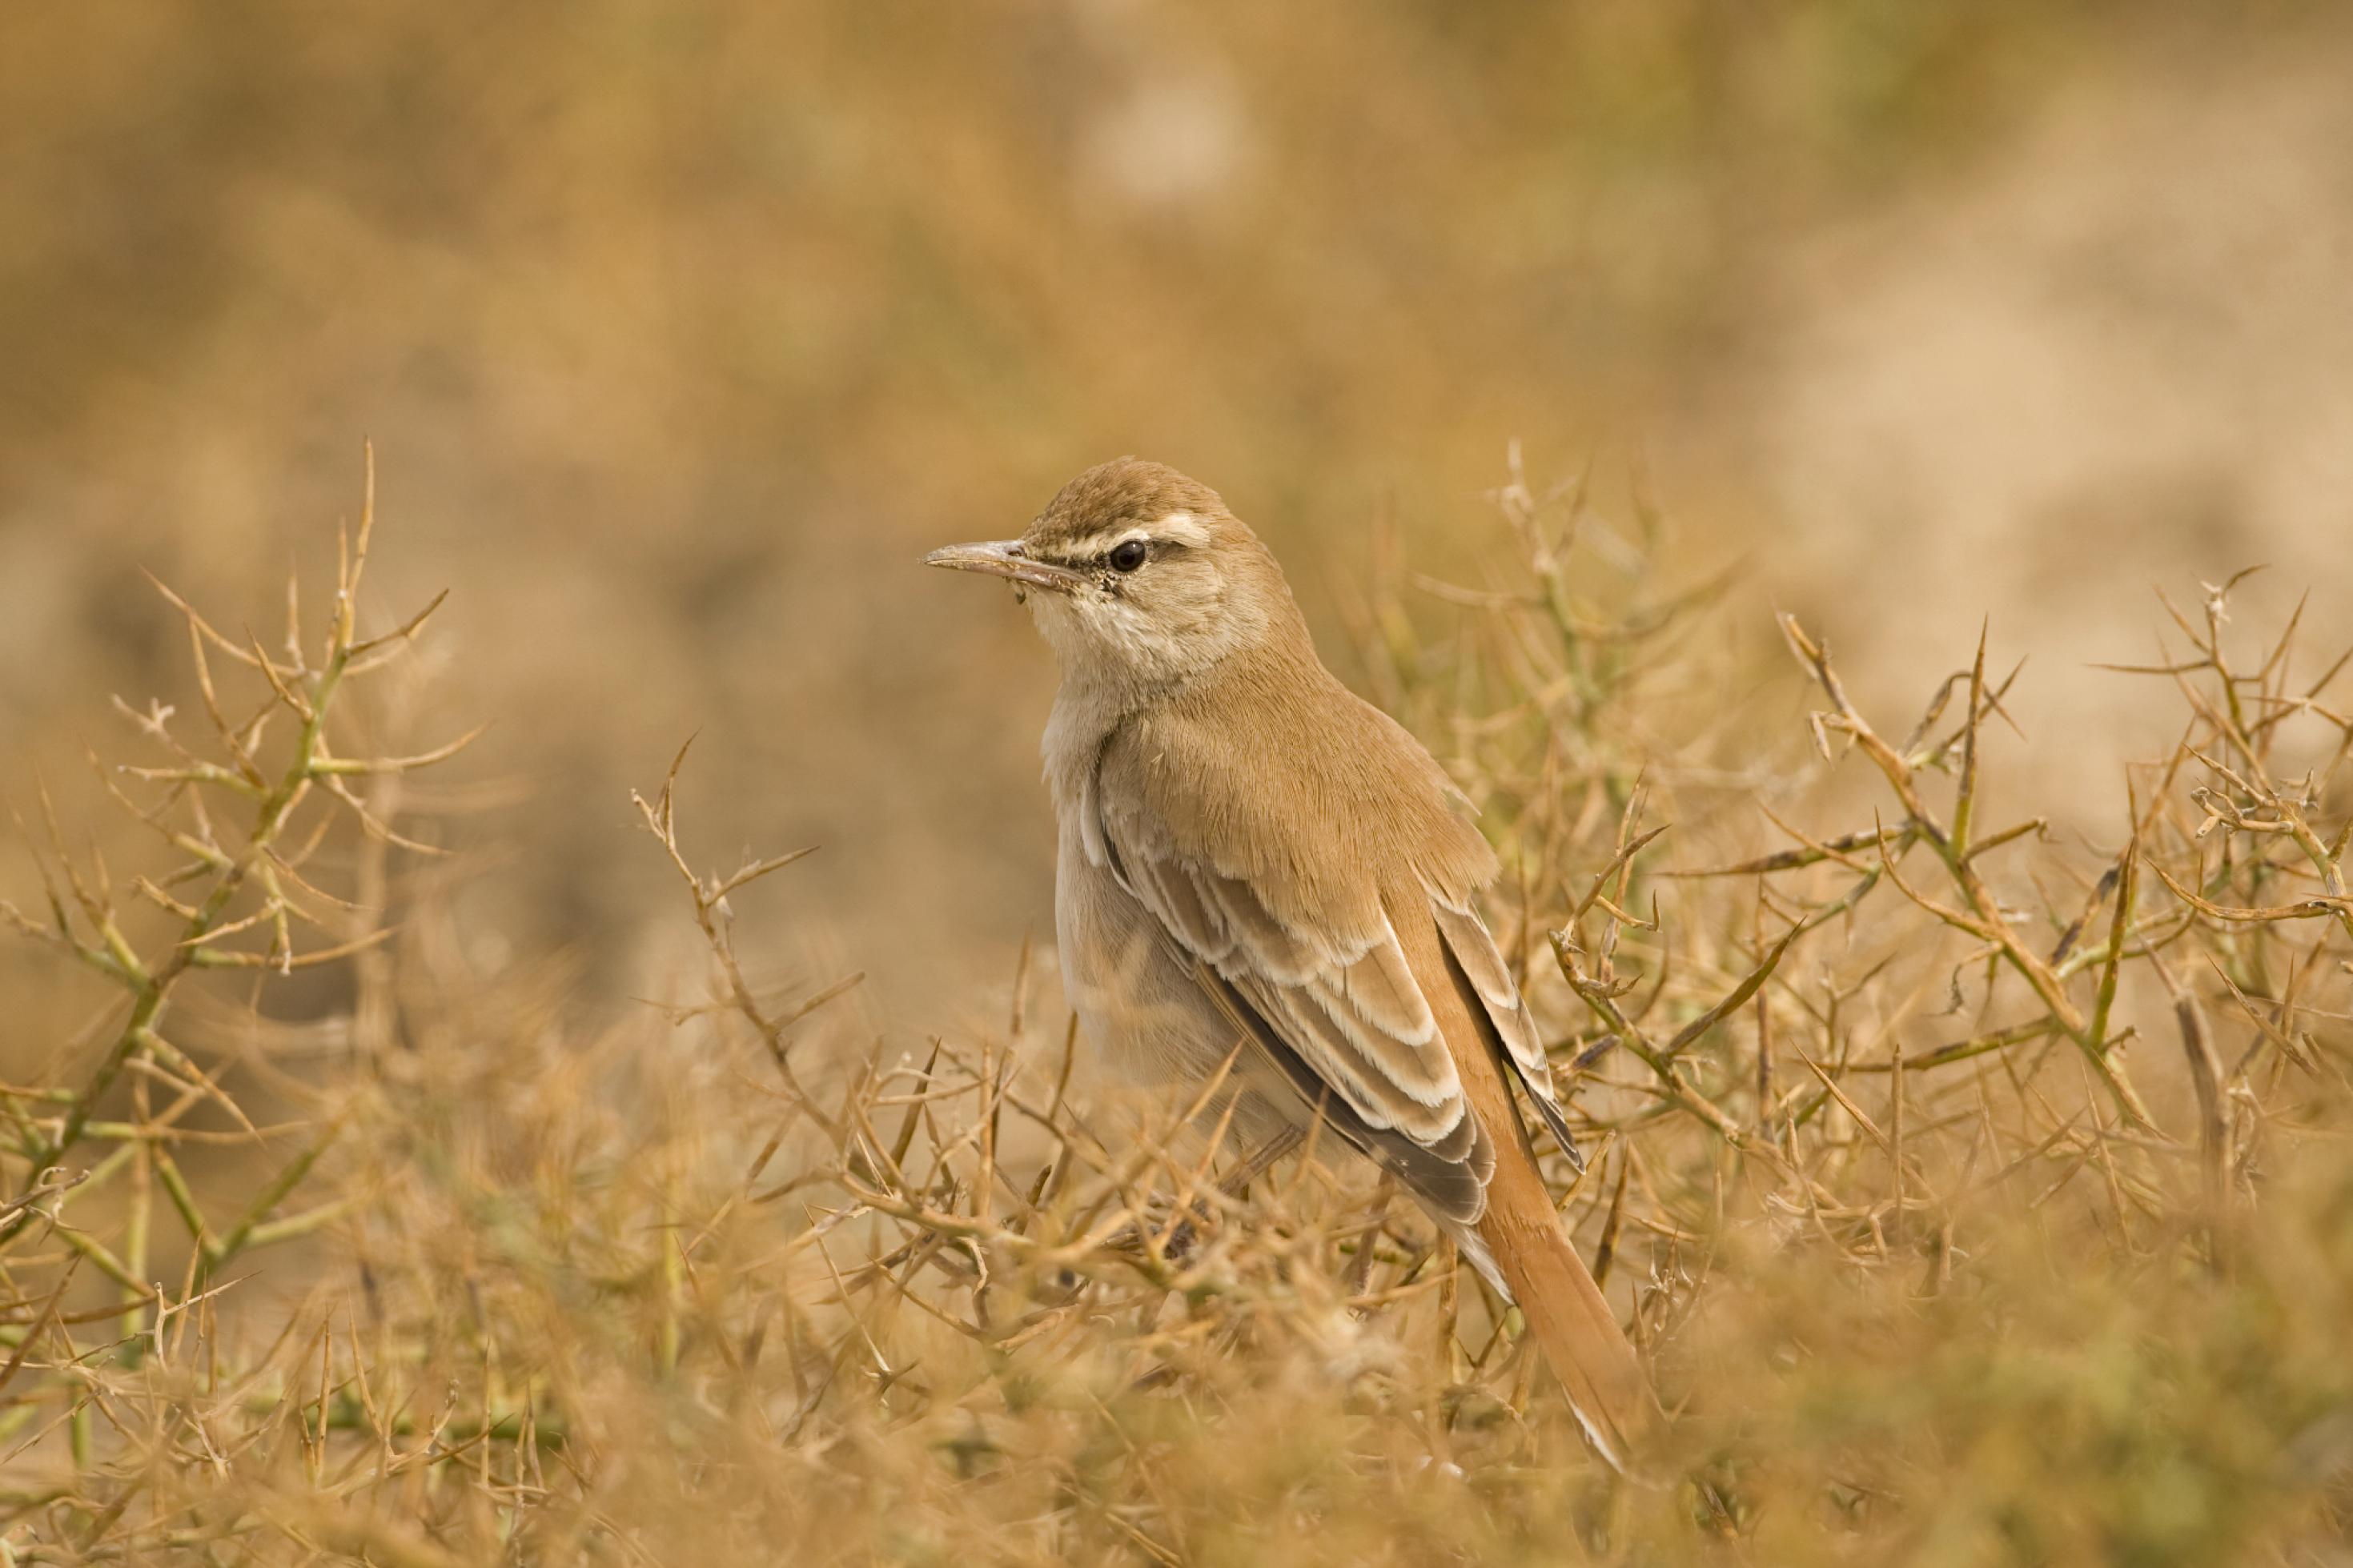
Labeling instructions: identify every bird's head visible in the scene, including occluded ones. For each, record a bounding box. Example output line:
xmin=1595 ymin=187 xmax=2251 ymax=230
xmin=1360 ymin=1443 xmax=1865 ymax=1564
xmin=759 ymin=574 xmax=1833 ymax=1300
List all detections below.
xmin=924 ymin=458 xmax=1298 ymax=692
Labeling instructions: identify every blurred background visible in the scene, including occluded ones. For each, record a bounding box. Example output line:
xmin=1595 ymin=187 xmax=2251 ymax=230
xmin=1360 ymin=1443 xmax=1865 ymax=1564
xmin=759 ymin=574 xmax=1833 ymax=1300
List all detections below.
xmin=6 ymin=0 xmax=2351 ymax=1034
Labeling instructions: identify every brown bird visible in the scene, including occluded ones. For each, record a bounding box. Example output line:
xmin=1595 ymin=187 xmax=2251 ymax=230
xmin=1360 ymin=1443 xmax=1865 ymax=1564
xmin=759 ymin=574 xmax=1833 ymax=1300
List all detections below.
xmin=925 ymin=458 xmax=1657 ymax=1465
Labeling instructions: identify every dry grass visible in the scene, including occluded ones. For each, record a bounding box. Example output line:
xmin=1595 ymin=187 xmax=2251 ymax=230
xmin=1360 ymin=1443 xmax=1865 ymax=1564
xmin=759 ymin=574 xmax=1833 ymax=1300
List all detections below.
xmin=2 ymin=452 xmax=2351 ymax=1566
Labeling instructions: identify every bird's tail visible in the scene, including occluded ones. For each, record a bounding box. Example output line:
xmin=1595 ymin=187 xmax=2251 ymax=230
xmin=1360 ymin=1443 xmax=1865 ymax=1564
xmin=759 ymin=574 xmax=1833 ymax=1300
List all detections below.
xmin=1394 ymin=900 xmax=1662 ymax=1468
xmin=1467 ymin=1177 xmax=1660 ymax=1470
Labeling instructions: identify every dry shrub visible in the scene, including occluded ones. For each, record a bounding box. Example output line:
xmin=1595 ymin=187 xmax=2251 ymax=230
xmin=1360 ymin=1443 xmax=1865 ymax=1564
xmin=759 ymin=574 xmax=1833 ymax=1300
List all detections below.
xmin=2 ymin=452 xmax=2350 ymax=1566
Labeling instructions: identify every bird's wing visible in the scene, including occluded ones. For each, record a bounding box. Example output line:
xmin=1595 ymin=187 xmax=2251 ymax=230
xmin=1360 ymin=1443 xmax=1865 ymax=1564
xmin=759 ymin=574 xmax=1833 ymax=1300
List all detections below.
xmin=1092 ymin=705 xmax=1508 ymax=1222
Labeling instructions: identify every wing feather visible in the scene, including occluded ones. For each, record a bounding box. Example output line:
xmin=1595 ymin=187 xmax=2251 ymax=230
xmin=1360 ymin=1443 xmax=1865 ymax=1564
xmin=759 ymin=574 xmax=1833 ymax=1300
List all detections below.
xmin=1189 ymin=962 xmax=1491 ymax=1221
xmin=1197 ymin=868 xmax=1327 ymax=982
xmin=1431 ymin=899 xmax=1585 ymax=1169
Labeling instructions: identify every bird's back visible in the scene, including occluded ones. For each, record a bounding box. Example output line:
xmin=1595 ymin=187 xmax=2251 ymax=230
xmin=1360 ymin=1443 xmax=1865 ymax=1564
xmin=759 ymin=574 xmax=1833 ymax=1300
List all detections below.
xmin=1099 ymin=633 xmax=1499 ymax=922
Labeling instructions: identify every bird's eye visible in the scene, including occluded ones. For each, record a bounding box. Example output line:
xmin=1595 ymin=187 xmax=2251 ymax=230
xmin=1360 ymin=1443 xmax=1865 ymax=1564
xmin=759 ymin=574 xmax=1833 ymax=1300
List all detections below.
xmin=1107 ymin=539 xmax=1149 ymax=573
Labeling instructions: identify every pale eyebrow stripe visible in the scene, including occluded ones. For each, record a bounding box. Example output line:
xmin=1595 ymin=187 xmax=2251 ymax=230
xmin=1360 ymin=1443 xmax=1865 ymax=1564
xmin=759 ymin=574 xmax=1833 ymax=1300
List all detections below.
xmin=1148 ymin=512 xmax=1213 ymax=548
xmin=1050 ymin=512 xmax=1212 ymax=561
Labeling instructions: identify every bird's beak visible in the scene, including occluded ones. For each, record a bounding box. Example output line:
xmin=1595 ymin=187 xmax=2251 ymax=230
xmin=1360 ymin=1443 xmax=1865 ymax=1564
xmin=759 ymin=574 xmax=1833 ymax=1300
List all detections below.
xmin=921 ymin=539 xmax=1085 ymax=596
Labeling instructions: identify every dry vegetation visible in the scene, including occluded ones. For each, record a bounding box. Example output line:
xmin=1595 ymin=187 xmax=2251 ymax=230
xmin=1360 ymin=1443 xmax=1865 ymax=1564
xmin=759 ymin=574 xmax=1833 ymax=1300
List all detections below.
xmin=3 ymin=455 xmax=2351 ymax=1566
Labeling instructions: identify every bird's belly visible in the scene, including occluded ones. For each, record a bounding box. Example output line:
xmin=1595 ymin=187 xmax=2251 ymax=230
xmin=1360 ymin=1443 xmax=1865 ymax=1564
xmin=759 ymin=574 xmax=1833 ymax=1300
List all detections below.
xmin=1054 ymin=840 xmax=1236 ymax=1090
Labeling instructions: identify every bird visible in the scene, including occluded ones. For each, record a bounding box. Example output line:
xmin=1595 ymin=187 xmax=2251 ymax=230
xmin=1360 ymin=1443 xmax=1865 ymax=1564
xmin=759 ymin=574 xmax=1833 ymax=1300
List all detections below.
xmin=924 ymin=457 xmax=1658 ymax=1466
